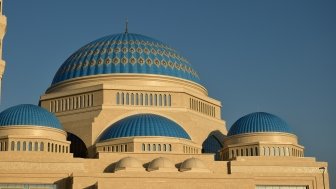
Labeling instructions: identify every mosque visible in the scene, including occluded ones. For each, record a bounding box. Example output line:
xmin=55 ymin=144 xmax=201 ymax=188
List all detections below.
xmin=0 ymin=1 xmax=330 ymax=189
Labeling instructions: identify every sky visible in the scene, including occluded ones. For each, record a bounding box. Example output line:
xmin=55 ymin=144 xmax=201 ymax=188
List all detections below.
xmin=1 ymin=0 xmax=335 ymax=187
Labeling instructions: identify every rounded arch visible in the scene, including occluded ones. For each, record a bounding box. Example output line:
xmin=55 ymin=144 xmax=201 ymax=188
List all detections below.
xmin=67 ymin=132 xmax=88 ymax=158
xmin=95 ymin=111 xmax=193 ymax=143
xmin=202 ymin=132 xmax=223 ymax=160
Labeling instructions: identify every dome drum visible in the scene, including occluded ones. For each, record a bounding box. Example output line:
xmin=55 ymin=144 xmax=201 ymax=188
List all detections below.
xmin=0 ymin=126 xmax=68 ymax=142
xmin=96 ymin=136 xmax=201 ymax=155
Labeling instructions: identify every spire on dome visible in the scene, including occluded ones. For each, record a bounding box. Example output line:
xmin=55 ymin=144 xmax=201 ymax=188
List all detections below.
xmin=125 ymin=18 xmax=128 ymax=34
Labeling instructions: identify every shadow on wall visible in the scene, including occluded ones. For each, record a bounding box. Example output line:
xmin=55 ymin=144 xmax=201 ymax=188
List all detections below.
xmin=55 ymin=177 xmax=72 ymax=189
xmin=104 ymin=162 xmax=118 ymax=173
xmin=67 ymin=132 xmax=88 ymax=158
xmin=202 ymin=130 xmax=224 ymax=160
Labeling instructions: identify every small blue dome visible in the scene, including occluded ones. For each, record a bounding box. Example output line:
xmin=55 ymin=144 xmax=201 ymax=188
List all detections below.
xmin=228 ymin=112 xmax=292 ymax=136
xmin=52 ymin=33 xmax=201 ymax=86
xmin=99 ymin=114 xmax=190 ymax=141
xmin=0 ymin=104 xmax=63 ymax=130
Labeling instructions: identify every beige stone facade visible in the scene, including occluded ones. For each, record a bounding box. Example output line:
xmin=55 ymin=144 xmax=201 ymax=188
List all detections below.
xmin=0 ymin=1 xmax=329 ymax=188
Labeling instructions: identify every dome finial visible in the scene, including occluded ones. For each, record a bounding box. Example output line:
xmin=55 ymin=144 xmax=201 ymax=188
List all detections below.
xmin=125 ymin=18 xmax=128 ymax=34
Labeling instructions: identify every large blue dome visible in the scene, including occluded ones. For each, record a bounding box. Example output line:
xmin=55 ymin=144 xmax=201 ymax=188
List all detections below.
xmin=227 ymin=112 xmax=292 ymax=136
xmin=99 ymin=114 xmax=191 ymax=141
xmin=52 ymin=33 xmax=200 ymax=85
xmin=0 ymin=104 xmax=63 ymax=130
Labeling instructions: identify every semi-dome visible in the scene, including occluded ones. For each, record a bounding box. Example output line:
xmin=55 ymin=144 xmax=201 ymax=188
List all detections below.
xmin=51 ymin=33 xmax=200 ymax=86
xmin=0 ymin=104 xmax=63 ymax=130
xmin=99 ymin=114 xmax=191 ymax=141
xmin=147 ymin=157 xmax=176 ymax=172
xmin=114 ymin=157 xmax=144 ymax=172
xmin=179 ymin=158 xmax=209 ymax=172
xmin=228 ymin=112 xmax=292 ymax=136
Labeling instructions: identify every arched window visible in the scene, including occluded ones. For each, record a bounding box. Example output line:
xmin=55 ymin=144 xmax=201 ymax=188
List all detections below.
xmin=40 ymin=142 xmax=44 ymax=151
xmin=158 ymin=144 xmax=161 ymax=151
xmin=241 ymin=149 xmax=244 ymax=156
xmin=140 ymin=93 xmax=143 ymax=105
xmin=236 ymin=149 xmax=239 ymax=156
xmin=23 ymin=141 xmax=27 ymax=151
xmin=255 ymin=147 xmax=258 ymax=156
xmin=145 ymin=94 xmax=148 ymax=105
xmin=163 ymin=94 xmax=167 ymax=106
xmin=168 ymin=144 xmax=172 ymax=151
xmin=112 ymin=146 xmax=115 ymax=152
xmin=17 ymin=141 xmax=21 ymax=151
xmin=231 ymin=150 xmax=235 ymax=158
xmin=51 ymin=143 xmax=54 ymax=152
xmin=150 ymin=94 xmax=153 ymax=106
xmin=126 ymin=93 xmax=129 ymax=105
xmin=55 ymin=144 xmax=58 ymax=152
xmin=131 ymin=93 xmax=134 ymax=105
xmin=147 ymin=144 xmax=150 ymax=151
xmin=121 ymin=92 xmax=125 ymax=105
xmin=116 ymin=146 xmax=119 ymax=152
xmin=246 ymin=148 xmax=249 ymax=156
xmin=34 ymin=142 xmax=38 ymax=151
xmin=11 ymin=141 xmax=15 ymax=151
xmin=135 ymin=93 xmax=139 ymax=105
xmin=154 ymin=94 xmax=157 ymax=106
xmin=168 ymin=94 xmax=171 ymax=106
xmin=116 ymin=92 xmax=120 ymax=104
xmin=159 ymin=94 xmax=162 ymax=106
xmin=250 ymin=148 xmax=253 ymax=156
xmin=153 ymin=144 xmax=156 ymax=151
xmin=142 ymin=144 xmax=145 ymax=151
xmin=125 ymin=144 xmax=127 ymax=152
xmin=59 ymin=145 xmax=61 ymax=153
xmin=48 ymin=143 xmax=50 ymax=152
xmin=163 ymin=144 xmax=166 ymax=151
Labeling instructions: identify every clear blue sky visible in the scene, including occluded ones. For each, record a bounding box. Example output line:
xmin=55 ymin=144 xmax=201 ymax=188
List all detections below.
xmin=1 ymin=0 xmax=335 ymax=186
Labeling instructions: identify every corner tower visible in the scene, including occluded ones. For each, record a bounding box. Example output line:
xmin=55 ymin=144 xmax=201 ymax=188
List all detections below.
xmin=0 ymin=0 xmax=6 ymax=101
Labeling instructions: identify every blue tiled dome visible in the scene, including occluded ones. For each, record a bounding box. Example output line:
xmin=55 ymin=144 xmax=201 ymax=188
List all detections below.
xmin=0 ymin=104 xmax=63 ymax=130
xmin=99 ymin=114 xmax=190 ymax=141
xmin=52 ymin=33 xmax=201 ymax=85
xmin=227 ymin=112 xmax=292 ymax=136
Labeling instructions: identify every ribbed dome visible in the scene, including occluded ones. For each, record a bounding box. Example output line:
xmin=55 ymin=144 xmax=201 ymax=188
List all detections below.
xmin=228 ymin=112 xmax=292 ymax=136
xmin=0 ymin=104 xmax=63 ymax=130
xmin=52 ymin=33 xmax=200 ymax=85
xmin=99 ymin=114 xmax=191 ymax=141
